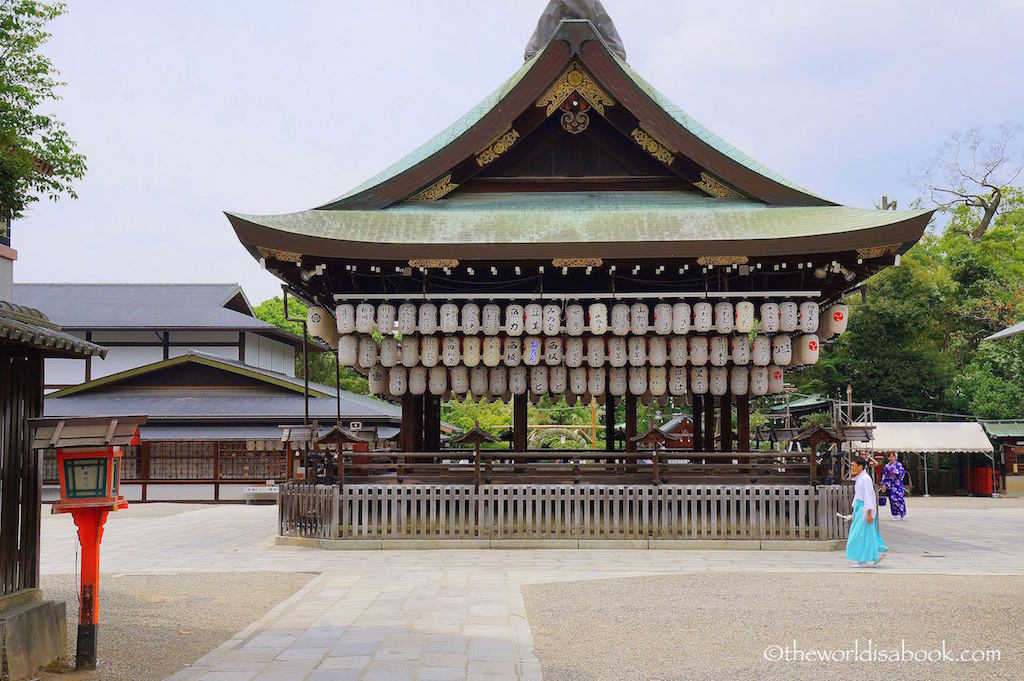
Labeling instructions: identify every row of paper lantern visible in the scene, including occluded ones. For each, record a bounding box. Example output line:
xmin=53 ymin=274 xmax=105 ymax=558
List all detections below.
xmin=338 ymin=333 xmax=821 ymax=370
xmin=366 ymin=364 xmax=787 ymax=399
xmin=310 ymin=301 xmax=848 ymax=340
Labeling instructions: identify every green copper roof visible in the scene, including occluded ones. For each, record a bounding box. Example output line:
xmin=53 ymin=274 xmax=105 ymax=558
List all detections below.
xmin=611 ymin=55 xmax=827 ymax=201
xmin=979 ymin=420 xmax=1024 ymax=439
xmin=319 ymin=52 xmax=544 ymax=207
xmin=231 ymin=191 xmax=930 ymax=253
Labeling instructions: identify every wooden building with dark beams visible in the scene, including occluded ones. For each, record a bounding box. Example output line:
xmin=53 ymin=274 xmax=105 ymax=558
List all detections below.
xmin=228 ymin=1 xmax=931 ymax=540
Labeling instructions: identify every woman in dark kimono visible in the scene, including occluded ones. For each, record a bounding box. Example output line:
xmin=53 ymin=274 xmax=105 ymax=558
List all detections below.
xmin=881 ymin=452 xmax=907 ymax=519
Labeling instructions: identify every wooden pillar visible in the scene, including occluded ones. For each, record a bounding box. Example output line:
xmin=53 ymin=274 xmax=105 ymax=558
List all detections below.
xmin=703 ymin=394 xmax=716 ymax=452
xmin=604 ymin=390 xmax=616 ymax=452
xmin=720 ymin=392 xmax=733 ymax=453
xmin=400 ymin=393 xmax=417 ymax=452
xmin=412 ymin=395 xmax=424 ymax=452
xmin=736 ymin=395 xmax=750 ymax=452
xmin=213 ymin=440 xmax=220 ymax=501
xmin=513 ymin=393 xmax=528 ymax=453
xmin=624 ymin=393 xmax=637 ymax=452
xmin=423 ymin=394 xmax=441 ymax=452
xmin=692 ymin=395 xmax=703 ymax=452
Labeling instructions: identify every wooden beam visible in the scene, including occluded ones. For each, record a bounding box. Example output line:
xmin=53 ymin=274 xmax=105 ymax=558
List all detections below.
xmin=692 ymin=394 xmax=703 ymax=452
xmin=737 ymin=396 xmax=750 ymax=452
xmin=704 ymin=394 xmax=716 ymax=452
xmin=624 ymin=393 xmax=637 ymax=452
xmin=400 ymin=393 xmax=417 ymax=452
xmin=513 ymin=393 xmax=528 ymax=453
xmin=605 ymin=388 xmax=616 ymax=452
xmin=423 ymin=394 xmax=441 ymax=452
xmin=720 ymin=392 xmax=732 ymax=453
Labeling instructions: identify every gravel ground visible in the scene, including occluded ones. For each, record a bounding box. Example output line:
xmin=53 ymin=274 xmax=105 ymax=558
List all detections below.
xmin=524 ymin=572 xmax=1024 ymax=680
xmin=38 ymin=572 xmax=314 ymax=681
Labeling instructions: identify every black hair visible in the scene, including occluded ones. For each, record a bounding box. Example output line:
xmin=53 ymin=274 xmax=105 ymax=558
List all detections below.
xmin=852 ymin=456 xmax=870 ymax=469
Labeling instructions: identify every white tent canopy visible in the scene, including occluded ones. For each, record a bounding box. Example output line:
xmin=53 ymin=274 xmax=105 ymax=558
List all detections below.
xmin=854 ymin=421 xmax=993 ymax=454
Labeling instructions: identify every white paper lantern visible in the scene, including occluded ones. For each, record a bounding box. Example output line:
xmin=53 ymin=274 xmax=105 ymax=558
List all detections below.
xmin=611 ymin=304 xmax=630 ymax=336
xmin=429 ymin=366 xmax=448 ymax=395
xmin=799 ymin=301 xmax=819 ymax=333
xmin=730 ymin=366 xmax=749 ymax=396
xmin=566 ymin=304 xmax=585 ymax=336
xmin=543 ymin=304 xmax=561 ymax=336
xmin=693 ymin=302 xmax=713 ymax=332
xmin=419 ymin=336 xmax=439 ymax=367
xmin=544 ymin=337 xmax=563 ymax=366
xmin=505 ymin=304 xmax=525 ymax=336
xmin=569 ymin=367 xmax=587 ymax=395
xmin=752 ymin=335 xmax=771 ymax=366
xmin=690 ymin=366 xmax=709 ymax=394
xmin=397 ymin=303 xmax=417 ymax=335
xmin=389 ymin=366 xmax=408 ymax=395
xmin=442 ymin=336 xmax=461 ymax=366
xmin=450 ymin=366 xmax=468 ymax=395
xmin=654 ymin=303 xmax=673 ymax=335
xmin=358 ymin=336 xmax=378 ymax=368
xmin=735 ymin=301 xmax=755 ymax=334
xmin=609 ymin=367 xmax=627 ymax=396
xmin=461 ymin=303 xmax=480 ymax=334
xmin=356 ymin=303 xmax=376 ymax=334
xmin=649 ymin=367 xmax=667 ymax=396
xmin=669 ymin=366 xmax=688 ymax=395
xmin=710 ymin=335 xmax=729 ymax=366
xmin=669 ymin=336 xmax=688 ymax=366
xmin=524 ymin=304 xmax=543 ymax=335
xmin=799 ymin=334 xmax=820 ymax=365
xmin=482 ymin=304 xmax=501 ymax=335
xmin=379 ymin=336 xmax=399 ymax=367
xmin=629 ymin=367 xmax=648 ymax=395
xmin=648 ymin=337 xmax=667 ymax=367
xmin=750 ymin=367 xmax=768 ymax=396
xmin=768 ymin=365 xmax=785 ymax=394
xmin=307 ymin=306 xmax=333 ymax=341
xmin=409 ymin=366 xmax=428 ymax=395
xmin=470 ymin=366 xmax=489 ymax=398
xmin=709 ymin=367 xmax=728 ymax=396
xmin=523 ymin=336 xmax=542 ymax=366
xmin=530 ymin=366 xmax=549 ymax=395
xmin=588 ymin=303 xmax=608 ymax=335
xmin=587 ymin=337 xmax=605 ymax=367
xmin=400 ymin=335 xmax=419 ymax=367
xmin=689 ymin=337 xmax=709 ymax=365
xmin=336 ymin=304 xmax=356 ymax=334
xmin=338 ymin=335 xmax=358 ymax=367
xmin=489 ymin=366 xmax=508 ymax=396
xmin=368 ymin=365 xmax=387 ymax=394
xmin=440 ymin=303 xmax=459 ymax=333
xmin=502 ymin=336 xmax=521 ymax=367
xmin=672 ymin=302 xmax=691 ymax=335
xmin=630 ymin=303 xmax=650 ymax=335
xmin=376 ymin=303 xmax=396 ymax=334
xmin=829 ymin=304 xmax=849 ymax=336
xmin=779 ymin=302 xmax=798 ymax=332
xmin=549 ymin=366 xmax=567 ymax=395
xmin=772 ymin=335 xmax=792 ymax=366
xmin=483 ymin=336 xmax=502 ymax=367
xmin=714 ymin=302 xmax=734 ymax=333
xmin=628 ymin=336 xmax=647 ymax=367
xmin=588 ymin=367 xmax=606 ymax=396
xmin=607 ymin=337 xmax=627 ymax=367
xmin=732 ymin=336 xmax=750 ymax=365
xmin=509 ymin=366 xmax=528 ymax=395
xmin=463 ymin=336 xmax=481 ymax=367
xmin=418 ymin=303 xmax=438 ymax=335
xmin=759 ymin=302 xmax=779 ymax=333
xmin=565 ymin=337 xmax=584 ymax=367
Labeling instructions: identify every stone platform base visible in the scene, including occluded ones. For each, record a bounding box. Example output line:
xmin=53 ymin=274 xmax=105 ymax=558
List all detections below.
xmin=0 ymin=589 xmax=67 ymax=680
xmin=276 ymin=535 xmax=843 ymax=551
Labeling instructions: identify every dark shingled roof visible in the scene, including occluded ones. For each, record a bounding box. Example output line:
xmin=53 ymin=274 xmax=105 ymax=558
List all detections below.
xmin=0 ymin=300 xmax=107 ymax=358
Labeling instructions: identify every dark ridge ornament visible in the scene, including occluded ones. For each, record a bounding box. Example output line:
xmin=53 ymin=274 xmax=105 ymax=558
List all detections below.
xmin=525 ymin=0 xmax=627 ymax=62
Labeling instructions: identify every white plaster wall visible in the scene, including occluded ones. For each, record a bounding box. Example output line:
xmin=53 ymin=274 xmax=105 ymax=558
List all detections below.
xmin=218 ymin=484 xmax=254 ymax=501
xmin=168 ymin=330 xmax=239 ymax=344
xmin=91 ymin=346 xmax=164 ymax=378
xmin=145 ymin=484 xmax=215 ymax=501
xmin=120 ymin=484 xmax=144 ymax=501
xmin=44 ymin=357 xmax=86 ymax=386
xmin=169 ymin=346 xmax=239 ymax=361
xmin=244 ymin=333 xmax=296 ymax=377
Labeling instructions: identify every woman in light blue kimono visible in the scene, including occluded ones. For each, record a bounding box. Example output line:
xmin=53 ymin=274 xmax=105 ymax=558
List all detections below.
xmin=846 ymin=456 xmax=888 ymax=566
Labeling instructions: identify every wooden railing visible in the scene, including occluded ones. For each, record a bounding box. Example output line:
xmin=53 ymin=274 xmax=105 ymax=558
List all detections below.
xmin=279 ymin=482 xmax=855 ymax=542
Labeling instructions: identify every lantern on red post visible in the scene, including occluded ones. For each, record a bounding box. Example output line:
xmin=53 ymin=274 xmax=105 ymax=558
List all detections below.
xmin=29 ymin=416 xmax=146 ymax=671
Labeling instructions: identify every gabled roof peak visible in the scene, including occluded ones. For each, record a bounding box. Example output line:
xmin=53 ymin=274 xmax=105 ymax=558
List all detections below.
xmin=525 ymin=0 xmax=625 ymax=62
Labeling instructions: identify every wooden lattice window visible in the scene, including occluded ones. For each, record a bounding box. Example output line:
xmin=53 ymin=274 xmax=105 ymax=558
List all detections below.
xmin=148 ymin=441 xmax=214 ymax=480
xmin=217 ymin=443 xmax=286 ymax=481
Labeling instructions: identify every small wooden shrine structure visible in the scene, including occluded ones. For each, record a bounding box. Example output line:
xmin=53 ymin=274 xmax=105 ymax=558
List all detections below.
xmin=231 ymin=1 xmax=930 ymax=541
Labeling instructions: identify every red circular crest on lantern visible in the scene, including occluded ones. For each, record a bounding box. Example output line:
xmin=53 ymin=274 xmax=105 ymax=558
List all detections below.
xmin=808 ymin=340 xmax=818 ymax=351
xmin=773 ymin=370 xmax=782 ymax=380
xmin=833 ymin=311 xmax=844 ymax=322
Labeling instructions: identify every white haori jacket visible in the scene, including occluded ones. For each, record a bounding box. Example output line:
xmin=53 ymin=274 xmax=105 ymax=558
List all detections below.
xmin=854 ymin=469 xmax=877 ymax=519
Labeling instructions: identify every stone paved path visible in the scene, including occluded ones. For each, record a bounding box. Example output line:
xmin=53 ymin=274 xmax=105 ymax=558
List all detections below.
xmin=39 ymin=499 xmax=1024 ymax=680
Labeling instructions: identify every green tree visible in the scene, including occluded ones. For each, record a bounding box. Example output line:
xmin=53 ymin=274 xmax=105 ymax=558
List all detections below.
xmin=253 ymin=296 xmax=368 ymax=394
xmin=1 ymin=1 xmax=86 ymax=219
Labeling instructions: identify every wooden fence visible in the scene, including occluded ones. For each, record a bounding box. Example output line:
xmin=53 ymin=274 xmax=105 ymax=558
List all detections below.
xmin=279 ymin=483 xmax=854 ymax=542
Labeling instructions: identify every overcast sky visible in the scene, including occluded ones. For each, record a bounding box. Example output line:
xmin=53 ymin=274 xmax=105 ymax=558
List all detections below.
xmin=13 ymin=0 xmax=1024 ymax=304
